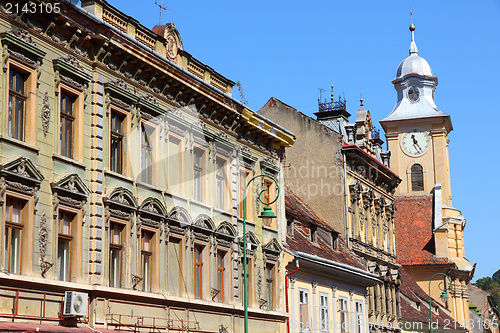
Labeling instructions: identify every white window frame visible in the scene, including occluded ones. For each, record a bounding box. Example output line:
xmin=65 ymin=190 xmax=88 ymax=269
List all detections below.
xmin=299 ymin=288 xmax=310 ymax=333
xmin=319 ymin=292 xmax=329 ymax=332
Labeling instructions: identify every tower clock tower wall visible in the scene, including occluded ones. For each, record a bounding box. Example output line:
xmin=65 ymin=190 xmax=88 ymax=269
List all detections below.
xmin=383 ymin=23 xmax=475 ymax=330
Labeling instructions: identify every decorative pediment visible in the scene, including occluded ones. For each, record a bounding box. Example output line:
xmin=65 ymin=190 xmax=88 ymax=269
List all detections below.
xmin=193 ymin=214 xmax=215 ymax=232
xmin=260 ymin=156 xmax=280 ymax=175
xmin=167 ymin=206 xmax=193 ymax=227
xmin=52 ymin=173 xmax=90 ymax=198
xmin=104 ymin=80 xmax=138 ymax=110
xmin=104 ymin=187 xmax=137 ymax=211
xmin=0 ymin=156 xmax=44 ymax=185
xmin=53 ymin=55 xmax=91 ymax=91
xmin=215 ymin=221 xmax=237 ymax=239
xmin=138 ymin=197 xmax=167 ymax=217
xmin=0 ymin=30 xmax=46 ymax=69
xmin=239 ymin=230 xmax=260 ymax=249
xmin=263 ymin=238 xmax=282 ymax=255
xmin=239 ymin=146 xmax=257 ymax=169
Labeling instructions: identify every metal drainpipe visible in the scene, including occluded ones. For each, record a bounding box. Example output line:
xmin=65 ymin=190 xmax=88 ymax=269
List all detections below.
xmin=285 ymin=259 xmax=300 ymax=333
xmin=343 ymin=150 xmax=349 ymax=246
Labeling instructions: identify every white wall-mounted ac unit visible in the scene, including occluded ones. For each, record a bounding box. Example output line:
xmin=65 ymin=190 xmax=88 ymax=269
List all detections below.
xmin=63 ymin=291 xmax=88 ymax=317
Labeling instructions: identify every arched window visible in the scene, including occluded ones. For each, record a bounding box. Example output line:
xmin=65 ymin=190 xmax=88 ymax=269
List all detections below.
xmin=411 ymin=164 xmax=424 ymax=191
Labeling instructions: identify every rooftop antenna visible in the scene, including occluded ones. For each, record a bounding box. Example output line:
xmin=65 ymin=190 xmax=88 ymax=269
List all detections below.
xmin=155 ymin=1 xmax=168 ymax=26
xmin=330 ymin=84 xmax=334 ymax=106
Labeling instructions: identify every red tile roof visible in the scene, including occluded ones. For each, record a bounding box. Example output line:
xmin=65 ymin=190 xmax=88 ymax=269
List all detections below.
xmin=285 ymin=187 xmax=366 ymax=271
xmin=399 ymin=267 xmax=466 ymax=330
xmin=394 ymin=195 xmax=450 ymax=266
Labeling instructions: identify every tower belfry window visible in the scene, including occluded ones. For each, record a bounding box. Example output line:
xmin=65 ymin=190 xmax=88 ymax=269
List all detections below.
xmin=411 ymin=164 xmax=424 ymax=191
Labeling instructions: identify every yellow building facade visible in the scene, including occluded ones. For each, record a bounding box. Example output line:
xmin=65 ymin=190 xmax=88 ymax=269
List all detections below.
xmin=381 ymin=24 xmax=475 ymax=330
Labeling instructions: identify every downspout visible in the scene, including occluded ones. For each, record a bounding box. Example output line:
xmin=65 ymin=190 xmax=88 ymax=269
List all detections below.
xmin=343 ymin=149 xmax=349 ymax=246
xmin=285 ymin=258 xmax=300 ymax=333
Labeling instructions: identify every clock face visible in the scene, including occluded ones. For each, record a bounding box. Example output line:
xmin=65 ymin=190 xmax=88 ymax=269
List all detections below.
xmin=401 ymin=128 xmax=430 ymax=156
xmin=407 ymin=86 xmax=420 ymax=102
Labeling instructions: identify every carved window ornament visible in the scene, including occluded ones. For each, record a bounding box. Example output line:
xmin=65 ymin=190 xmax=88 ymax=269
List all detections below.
xmin=102 ymin=187 xmax=138 ymax=228
xmin=0 ymin=30 xmax=46 ymax=73
xmin=239 ymin=230 xmax=260 ymax=258
xmin=238 ymin=146 xmax=258 ymax=169
xmin=260 ymin=157 xmax=280 ymax=175
xmin=166 ymin=206 xmax=193 ymax=234
xmin=104 ymin=81 xmax=138 ymax=112
xmin=262 ymin=238 xmax=282 ymax=264
xmin=362 ymin=188 xmax=374 ymax=209
xmin=192 ymin=214 xmax=215 ymax=242
xmin=0 ymin=157 xmax=44 ymax=201
xmin=349 ymin=180 xmax=362 ymax=202
xmin=214 ymin=221 xmax=237 ymax=249
xmin=51 ymin=173 xmax=90 ymax=211
xmin=53 ymin=55 xmax=91 ymax=94
xmin=137 ymin=197 xmax=167 ymax=230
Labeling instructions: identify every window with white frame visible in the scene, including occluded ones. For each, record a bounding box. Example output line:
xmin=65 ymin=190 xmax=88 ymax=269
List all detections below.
xmin=355 ymin=300 xmax=364 ymax=333
xmin=320 ymin=292 xmax=329 ymax=332
xmin=109 ymin=221 xmax=125 ymax=288
xmin=339 ymin=297 xmax=349 ymax=333
xmin=299 ymin=289 xmax=310 ymax=332
xmin=140 ymin=123 xmax=155 ymax=184
xmin=215 ymin=158 xmax=227 ymax=210
xmin=193 ymin=148 xmax=205 ymax=202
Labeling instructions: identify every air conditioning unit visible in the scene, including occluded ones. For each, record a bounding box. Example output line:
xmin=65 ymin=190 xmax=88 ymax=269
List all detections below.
xmin=63 ymin=291 xmax=88 ymax=317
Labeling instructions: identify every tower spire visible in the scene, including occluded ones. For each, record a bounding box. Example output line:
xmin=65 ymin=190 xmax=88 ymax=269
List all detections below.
xmin=409 ymin=9 xmax=418 ymax=55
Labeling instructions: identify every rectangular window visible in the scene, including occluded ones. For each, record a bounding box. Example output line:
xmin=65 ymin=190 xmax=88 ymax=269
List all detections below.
xmin=168 ymin=135 xmax=182 ymax=194
xmin=217 ymin=251 xmax=225 ymax=302
xmin=239 ymin=170 xmax=250 ymax=219
xmin=355 ymin=300 xmax=364 ymax=333
xmin=4 ymin=197 xmax=24 ymax=274
xmin=109 ymin=222 xmax=124 ymax=288
xmin=110 ymin=111 xmax=125 ymax=174
xmin=216 ymin=158 xmax=227 ymax=210
xmin=141 ymin=230 xmax=153 ymax=292
xmin=339 ymin=297 xmax=349 ymax=333
xmin=59 ymin=91 xmax=76 ymax=158
xmin=167 ymin=237 xmax=182 ymax=294
xmin=193 ymin=149 xmax=204 ymax=202
xmin=57 ymin=211 xmax=74 ymax=281
xmin=194 ymin=245 xmax=203 ymax=299
xmin=8 ymin=68 xmax=27 ymax=141
xmin=141 ymin=123 xmax=154 ymax=184
xmin=320 ymin=293 xmax=329 ymax=332
xmin=266 ymin=264 xmax=275 ymax=310
xmin=299 ymin=289 xmax=310 ymax=332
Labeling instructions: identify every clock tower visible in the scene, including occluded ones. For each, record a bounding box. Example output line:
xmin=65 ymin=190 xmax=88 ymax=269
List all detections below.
xmin=380 ymin=24 xmax=453 ymax=206
xmin=382 ymin=24 xmax=475 ymax=329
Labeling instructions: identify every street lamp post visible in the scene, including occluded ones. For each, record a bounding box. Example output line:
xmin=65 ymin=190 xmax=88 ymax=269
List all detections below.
xmin=429 ymin=273 xmax=452 ymax=333
xmin=482 ymin=307 xmax=500 ymax=333
xmin=242 ymin=174 xmax=280 ymax=333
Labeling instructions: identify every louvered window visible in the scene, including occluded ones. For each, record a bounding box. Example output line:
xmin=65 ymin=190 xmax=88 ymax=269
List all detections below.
xmin=411 ymin=164 xmax=424 ymax=191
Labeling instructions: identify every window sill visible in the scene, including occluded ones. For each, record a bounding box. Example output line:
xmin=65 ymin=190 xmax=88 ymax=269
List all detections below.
xmin=262 ymin=225 xmax=278 ymax=233
xmin=190 ymin=199 xmax=212 ymax=210
xmin=237 ymin=216 xmax=255 ymax=226
xmin=212 ymin=207 xmax=232 ymax=218
xmin=52 ymin=154 xmax=86 ymax=169
xmin=104 ymin=169 xmax=134 ymax=184
xmin=0 ymin=135 xmax=39 ymax=154
xmin=136 ymin=180 xmax=161 ymax=192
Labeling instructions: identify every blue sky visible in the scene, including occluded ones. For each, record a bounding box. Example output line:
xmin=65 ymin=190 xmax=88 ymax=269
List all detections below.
xmin=104 ymin=0 xmax=500 ymax=280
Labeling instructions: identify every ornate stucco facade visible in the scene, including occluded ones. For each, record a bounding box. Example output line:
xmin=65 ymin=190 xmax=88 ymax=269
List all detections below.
xmin=0 ymin=1 xmax=295 ymax=332
xmin=259 ymin=96 xmax=402 ymax=333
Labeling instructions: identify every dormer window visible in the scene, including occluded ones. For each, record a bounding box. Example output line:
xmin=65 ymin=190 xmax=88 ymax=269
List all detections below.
xmin=287 ymin=220 xmax=294 ymax=236
xmin=415 ymin=302 xmax=421 ymax=311
xmin=310 ymin=225 xmax=317 ymax=243
xmin=331 ymin=232 xmax=338 ymax=250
